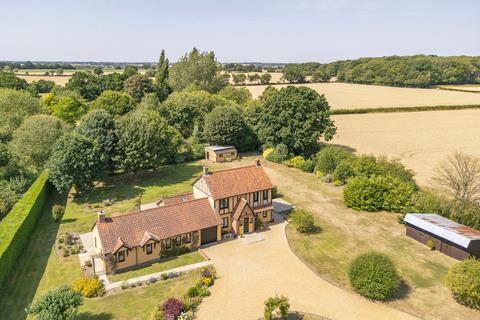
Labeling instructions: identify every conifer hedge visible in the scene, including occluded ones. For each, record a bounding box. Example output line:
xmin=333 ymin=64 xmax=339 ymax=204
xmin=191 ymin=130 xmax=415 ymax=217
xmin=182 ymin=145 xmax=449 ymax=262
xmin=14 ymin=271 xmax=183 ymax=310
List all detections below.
xmin=0 ymin=171 xmax=50 ymax=287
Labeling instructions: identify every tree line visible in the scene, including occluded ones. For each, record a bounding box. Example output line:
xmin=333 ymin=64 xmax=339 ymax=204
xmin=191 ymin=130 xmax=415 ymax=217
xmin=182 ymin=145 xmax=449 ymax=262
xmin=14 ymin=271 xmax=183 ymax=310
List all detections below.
xmin=0 ymin=47 xmax=336 ymax=214
xmin=283 ymin=55 xmax=480 ymax=87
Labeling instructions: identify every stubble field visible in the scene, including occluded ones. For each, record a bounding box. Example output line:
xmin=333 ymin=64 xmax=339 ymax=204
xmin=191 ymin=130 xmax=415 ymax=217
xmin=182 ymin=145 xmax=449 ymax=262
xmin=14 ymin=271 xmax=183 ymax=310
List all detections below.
xmin=246 ymin=82 xmax=480 ymax=109
xmin=330 ymin=109 xmax=480 ymax=185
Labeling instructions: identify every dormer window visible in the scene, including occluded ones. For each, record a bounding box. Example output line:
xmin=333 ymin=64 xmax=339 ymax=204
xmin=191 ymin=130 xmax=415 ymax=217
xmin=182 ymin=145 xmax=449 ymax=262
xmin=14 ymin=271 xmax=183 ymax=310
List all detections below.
xmin=118 ymin=250 xmax=126 ymax=262
xmin=146 ymin=243 xmax=153 ymax=255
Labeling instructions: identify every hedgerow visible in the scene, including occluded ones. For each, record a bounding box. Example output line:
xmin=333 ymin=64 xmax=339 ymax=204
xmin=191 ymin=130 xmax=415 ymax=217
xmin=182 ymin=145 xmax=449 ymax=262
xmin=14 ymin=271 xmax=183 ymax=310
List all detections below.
xmin=446 ymin=258 xmax=480 ymax=309
xmin=0 ymin=170 xmax=50 ymax=287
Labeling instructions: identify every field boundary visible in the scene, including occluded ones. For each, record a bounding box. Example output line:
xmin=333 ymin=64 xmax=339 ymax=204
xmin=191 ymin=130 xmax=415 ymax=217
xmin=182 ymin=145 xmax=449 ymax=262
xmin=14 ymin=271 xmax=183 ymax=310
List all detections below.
xmin=331 ymin=104 xmax=480 ymax=115
xmin=435 ymin=86 xmax=480 ymax=94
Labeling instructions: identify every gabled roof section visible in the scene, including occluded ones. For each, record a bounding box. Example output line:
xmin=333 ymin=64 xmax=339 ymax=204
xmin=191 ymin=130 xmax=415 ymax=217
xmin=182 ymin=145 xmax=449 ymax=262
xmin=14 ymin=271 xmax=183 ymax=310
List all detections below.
xmin=404 ymin=213 xmax=480 ymax=249
xmin=140 ymin=231 xmax=161 ymax=247
xmin=232 ymin=198 xmax=254 ymax=220
xmin=196 ymin=163 xmax=273 ymax=199
xmin=112 ymin=237 xmax=129 ymax=253
xmin=96 ymin=198 xmax=222 ymax=254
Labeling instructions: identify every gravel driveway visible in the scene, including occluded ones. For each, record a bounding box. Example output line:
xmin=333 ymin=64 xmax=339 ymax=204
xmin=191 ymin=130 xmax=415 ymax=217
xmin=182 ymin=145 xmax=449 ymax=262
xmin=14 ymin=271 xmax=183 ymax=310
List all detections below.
xmin=196 ymin=213 xmax=419 ymax=320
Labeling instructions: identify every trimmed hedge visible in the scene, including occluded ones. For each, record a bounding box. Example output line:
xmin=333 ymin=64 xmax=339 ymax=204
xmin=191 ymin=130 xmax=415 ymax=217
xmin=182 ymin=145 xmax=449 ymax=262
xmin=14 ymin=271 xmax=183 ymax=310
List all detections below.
xmin=332 ymin=104 xmax=480 ymax=115
xmin=0 ymin=171 xmax=50 ymax=287
xmin=446 ymin=258 xmax=480 ymax=309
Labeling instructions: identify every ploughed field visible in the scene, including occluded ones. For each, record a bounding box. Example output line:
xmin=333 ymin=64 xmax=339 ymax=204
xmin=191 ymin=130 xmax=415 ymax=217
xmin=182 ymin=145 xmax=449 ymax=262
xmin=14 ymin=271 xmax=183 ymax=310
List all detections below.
xmin=246 ymin=82 xmax=480 ymax=109
xmin=330 ymin=109 xmax=480 ymax=185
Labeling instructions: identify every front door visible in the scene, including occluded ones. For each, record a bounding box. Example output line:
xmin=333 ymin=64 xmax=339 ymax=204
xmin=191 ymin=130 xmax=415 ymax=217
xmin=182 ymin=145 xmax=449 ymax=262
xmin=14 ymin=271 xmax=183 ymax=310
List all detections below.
xmin=243 ymin=217 xmax=249 ymax=234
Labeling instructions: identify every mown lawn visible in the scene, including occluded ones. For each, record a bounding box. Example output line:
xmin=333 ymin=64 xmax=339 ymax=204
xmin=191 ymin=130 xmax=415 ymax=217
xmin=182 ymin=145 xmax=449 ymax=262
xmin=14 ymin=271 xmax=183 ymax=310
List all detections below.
xmin=0 ymin=162 xmax=204 ymax=319
xmin=108 ymin=251 xmax=205 ymax=282
xmin=258 ymin=159 xmax=477 ymax=320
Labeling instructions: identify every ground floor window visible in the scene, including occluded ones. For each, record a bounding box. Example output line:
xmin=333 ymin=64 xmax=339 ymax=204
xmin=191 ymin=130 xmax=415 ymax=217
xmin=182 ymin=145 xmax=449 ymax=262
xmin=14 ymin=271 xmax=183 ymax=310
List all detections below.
xmin=263 ymin=211 xmax=268 ymax=219
xmin=146 ymin=243 xmax=153 ymax=255
xmin=186 ymin=232 xmax=191 ymax=243
xmin=118 ymin=250 xmax=125 ymax=262
xmin=166 ymin=238 xmax=172 ymax=249
xmin=176 ymin=235 xmax=181 ymax=245
xmin=222 ymin=217 xmax=229 ymax=228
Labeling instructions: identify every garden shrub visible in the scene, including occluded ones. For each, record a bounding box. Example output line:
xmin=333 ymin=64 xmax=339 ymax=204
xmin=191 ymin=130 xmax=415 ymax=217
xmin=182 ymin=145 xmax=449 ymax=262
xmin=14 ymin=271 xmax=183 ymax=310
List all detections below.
xmin=162 ymin=298 xmax=184 ymax=320
xmin=52 ymin=204 xmax=65 ymax=222
xmin=352 ymin=155 xmax=380 ymax=177
xmin=72 ymin=277 xmax=104 ymax=297
xmin=344 ymin=175 xmax=415 ymax=212
xmin=333 ymin=159 xmax=355 ymax=184
xmin=264 ymin=295 xmax=290 ymax=320
xmin=348 ymin=252 xmax=400 ymax=300
xmin=187 ymin=285 xmax=200 ymax=297
xmin=425 ymin=239 xmax=435 ymax=250
xmin=266 ymin=144 xmax=290 ymax=164
xmin=315 ymin=145 xmax=352 ymax=174
xmin=0 ymin=171 xmax=50 ymax=288
xmin=202 ymin=276 xmax=213 ymax=287
xmin=284 ymin=155 xmax=305 ymax=168
xmin=344 ymin=175 xmax=385 ymax=211
xmin=26 ymin=285 xmax=82 ymax=320
xmin=262 ymin=147 xmax=274 ymax=159
xmin=177 ymin=310 xmax=194 ymax=320
xmin=376 ymin=156 xmax=415 ymax=183
xmin=289 ymin=209 xmax=316 ymax=233
xmin=299 ymin=159 xmax=315 ymax=173
xmin=446 ymin=258 xmax=480 ymax=309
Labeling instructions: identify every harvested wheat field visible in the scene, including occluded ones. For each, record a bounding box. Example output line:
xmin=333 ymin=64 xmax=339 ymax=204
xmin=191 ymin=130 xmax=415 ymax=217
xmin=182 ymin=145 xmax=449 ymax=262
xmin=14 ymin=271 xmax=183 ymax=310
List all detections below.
xmin=18 ymin=75 xmax=71 ymax=86
xmin=330 ymin=109 xmax=480 ymax=185
xmin=246 ymin=82 xmax=480 ymax=109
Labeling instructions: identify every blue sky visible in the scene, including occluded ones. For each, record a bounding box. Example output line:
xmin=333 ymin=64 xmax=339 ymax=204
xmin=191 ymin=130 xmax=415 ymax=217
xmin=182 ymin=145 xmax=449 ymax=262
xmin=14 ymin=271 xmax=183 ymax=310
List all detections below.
xmin=0 ymin=0 xmax=478 ymax=62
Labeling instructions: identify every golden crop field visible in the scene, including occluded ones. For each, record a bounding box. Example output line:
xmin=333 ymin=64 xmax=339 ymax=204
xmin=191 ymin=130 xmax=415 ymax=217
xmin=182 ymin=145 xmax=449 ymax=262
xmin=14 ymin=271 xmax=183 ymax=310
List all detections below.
xmin=246 ymin=82 xmax=480 ymax=109
xmin=330 ymin=109 xmax=480 ymax=185
xmin=18 ymin=75 xmax=71 ymax=86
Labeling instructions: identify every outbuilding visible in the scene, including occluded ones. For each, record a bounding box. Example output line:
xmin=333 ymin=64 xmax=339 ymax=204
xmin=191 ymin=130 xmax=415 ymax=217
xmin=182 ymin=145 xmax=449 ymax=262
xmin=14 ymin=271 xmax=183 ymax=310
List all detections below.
xmin=404 ymin=213 xmax=480 ymax=260
xmin=205 ymin=145 xmax=238 ymax=163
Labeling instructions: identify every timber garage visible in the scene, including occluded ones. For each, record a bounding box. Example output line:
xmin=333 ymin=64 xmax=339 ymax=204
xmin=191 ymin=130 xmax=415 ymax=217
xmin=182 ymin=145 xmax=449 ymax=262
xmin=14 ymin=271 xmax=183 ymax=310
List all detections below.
xmin=404 ymin=213 xmax=480 ymax=260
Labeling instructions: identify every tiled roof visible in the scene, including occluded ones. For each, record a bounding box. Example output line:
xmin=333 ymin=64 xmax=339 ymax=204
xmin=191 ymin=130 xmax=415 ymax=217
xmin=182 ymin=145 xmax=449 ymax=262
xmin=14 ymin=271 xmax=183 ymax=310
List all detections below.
xmin=158 ymin=193 xmax=194 ymax=206
xmin=96 ymin=198 xmax=221 ymax=254
xmin=197 ymin=163 xmax=273 ymax=199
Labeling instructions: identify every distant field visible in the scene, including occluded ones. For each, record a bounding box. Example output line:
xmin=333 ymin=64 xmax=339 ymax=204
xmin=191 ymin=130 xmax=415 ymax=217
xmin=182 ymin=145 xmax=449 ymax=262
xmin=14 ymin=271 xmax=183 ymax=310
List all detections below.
xmin=437 ymin=84 xmax=480 ymax=92
xmin=18 ymin=74 xmax=71 ymax=86
xmin=330 ymin=109 xmax=480 ymax=185
xmin=246 ymin=82 xmax=480 ymax=109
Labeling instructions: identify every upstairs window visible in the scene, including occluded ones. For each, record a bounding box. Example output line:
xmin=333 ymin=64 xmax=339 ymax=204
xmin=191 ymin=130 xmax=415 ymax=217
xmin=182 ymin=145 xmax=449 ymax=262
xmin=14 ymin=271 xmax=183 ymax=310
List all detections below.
xmin=220 ymin=198 xmax=229 ymax=209
xmin=253 ymin=192 xmax=259 ymax=204
xmin=263 ymin=190 xmax=269 ymax=203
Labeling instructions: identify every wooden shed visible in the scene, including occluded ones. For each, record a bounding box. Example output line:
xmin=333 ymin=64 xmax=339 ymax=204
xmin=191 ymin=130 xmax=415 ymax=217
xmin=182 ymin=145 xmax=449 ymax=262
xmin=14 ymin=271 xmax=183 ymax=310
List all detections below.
xmin=205 ymin=146 xmax=238 ymax=163
xmin=404 ymin=213 xmax=480 ymax=260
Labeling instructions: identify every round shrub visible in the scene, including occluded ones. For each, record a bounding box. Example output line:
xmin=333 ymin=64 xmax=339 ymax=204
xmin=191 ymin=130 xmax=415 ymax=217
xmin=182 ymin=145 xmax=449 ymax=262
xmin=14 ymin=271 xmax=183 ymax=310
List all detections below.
xmin=349 ymin=252 xmax=400 ymax=300
xmin=72 ymin=277 xmax=104 ymax=298
xmin=266 ymin=144 xmax=290 ymax=164
xmin=446 ymin=258 xmax=480 ymax=309
xmin=52 ymin=204 xmax=65 ymax=222
xmin=284 ymin=155 xmax=305 ymax=168
xmin=299 ymin=159 xmax=315 ymax=173
xmin=289 ymin=209 xmax=316 ymax=233
xmin=162 ymin=297 xmax=184 ymax=320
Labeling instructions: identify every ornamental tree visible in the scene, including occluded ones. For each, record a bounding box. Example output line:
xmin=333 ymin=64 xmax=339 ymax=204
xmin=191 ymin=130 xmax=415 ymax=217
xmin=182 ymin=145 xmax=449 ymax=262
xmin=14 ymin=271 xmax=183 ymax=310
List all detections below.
xmin=26 ymin=285 xmax=82 ymax=320
xmin=92 ymin=90 xmax=136 ymax=116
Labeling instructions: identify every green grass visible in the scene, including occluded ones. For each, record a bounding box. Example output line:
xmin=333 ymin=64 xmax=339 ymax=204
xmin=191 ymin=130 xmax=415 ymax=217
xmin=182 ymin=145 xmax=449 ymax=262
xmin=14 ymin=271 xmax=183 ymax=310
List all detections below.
xmin=62 ymin=162 xmax=203 ymax=234
xmin=0 ymin=162 xmax=204 ymax=319
xmin=78 ymin=271 xmax=200 ymax=320
xmin=108 ymin=251 xmax=206 ymax=282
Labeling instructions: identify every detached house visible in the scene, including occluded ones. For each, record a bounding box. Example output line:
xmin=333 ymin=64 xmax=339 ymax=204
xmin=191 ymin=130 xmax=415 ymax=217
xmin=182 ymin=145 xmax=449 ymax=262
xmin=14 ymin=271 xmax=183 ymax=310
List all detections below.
xmin=92 ymin=160 xmax=274 ymax=273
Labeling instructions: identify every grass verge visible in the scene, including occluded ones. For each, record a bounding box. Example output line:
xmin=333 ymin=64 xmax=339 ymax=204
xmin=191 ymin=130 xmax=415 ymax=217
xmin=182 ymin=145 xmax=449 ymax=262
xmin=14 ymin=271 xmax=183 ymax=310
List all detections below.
xmin=108 ymin=251 xmax=206 ymax=282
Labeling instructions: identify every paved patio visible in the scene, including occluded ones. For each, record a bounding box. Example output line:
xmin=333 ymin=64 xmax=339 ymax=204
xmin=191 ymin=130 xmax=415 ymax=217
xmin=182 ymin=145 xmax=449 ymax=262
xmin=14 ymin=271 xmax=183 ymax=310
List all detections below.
xmin=196 ymin=213 xmax=419 ymax=320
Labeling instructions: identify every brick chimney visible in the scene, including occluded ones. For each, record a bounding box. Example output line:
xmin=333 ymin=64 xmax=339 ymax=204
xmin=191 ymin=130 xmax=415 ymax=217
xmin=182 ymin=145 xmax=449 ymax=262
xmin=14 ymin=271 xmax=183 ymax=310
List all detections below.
xmin=98 ymin=210 xmax=105 ymax=223
xmin=203 ymin=166 xmax=209 ymax=176
xmin=255 ymin=159 xmax=261 ymax=167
